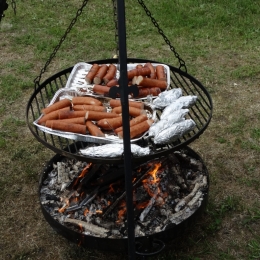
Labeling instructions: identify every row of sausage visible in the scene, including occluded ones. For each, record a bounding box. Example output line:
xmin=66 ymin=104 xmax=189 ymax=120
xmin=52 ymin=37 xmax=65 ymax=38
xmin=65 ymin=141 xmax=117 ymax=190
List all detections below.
xmin=38 ymin=96 xmax=153 ymax=139
xmin=83 ymin=62 xmax=168 ymax=98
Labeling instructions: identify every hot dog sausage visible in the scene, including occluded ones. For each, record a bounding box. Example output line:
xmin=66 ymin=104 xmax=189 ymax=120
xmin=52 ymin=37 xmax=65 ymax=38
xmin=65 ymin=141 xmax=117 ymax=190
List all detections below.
xmin=41 ymin=99 xmax=71 ymax=115
xmin=109 ymin=99 xmax=144 ymax=109
xmin=97 ymin=117 xmax=123 ymax=130
xmin=85 ymin=111 xmax=120 ymax=121
xmin=106 ymin=78 xmax=119 ymax=87
xmin=59 ymin=110 xmax=86 ymax=119
xmin=45 ymin=120 xmax=86 ymax=135
xmin=59 ymin=117 xmax=86 ymax=125
xmin=117 ymin=119 xmax=153 ymax=139
xmin=93 ymin=84 xmax=111 ymax=95
xmin=144 ymin=62 xmax=156 ymax=79
xmin=111 ymin=106 xmax=146 ymax=117
xmin=38 ymin=106 xmax=71 ymax=125
xmin=136 ymin=87 xmax=161 ymax=98
xmin=103 ymin=64 xmax=117 ymax=84
xmin=93 ymin=64 xmax=108 ymax=85
xmin=127 ymin=66 xmax=151 ymax=80
xmin=72 ymin=96 xmax=102 ymax=106
xmin=86 ymin=121 xmax=105 ymax=137
xmin=73 ymin=104 xmax=106 ymax=112
xmin=156 ymin=65 xmax=167 ymax=81
xmin=85 ymin=64 xmax=100 ymax=84
xmin=114 ymin=114 xmax=148 ymax=134
xmin=135 ymin=76 xmax=167 ymax=90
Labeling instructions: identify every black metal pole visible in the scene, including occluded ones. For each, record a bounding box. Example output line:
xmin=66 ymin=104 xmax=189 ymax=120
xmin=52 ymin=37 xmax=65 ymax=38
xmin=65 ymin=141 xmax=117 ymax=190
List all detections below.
xmin=117 ymin=0 xmax=136 ymax=259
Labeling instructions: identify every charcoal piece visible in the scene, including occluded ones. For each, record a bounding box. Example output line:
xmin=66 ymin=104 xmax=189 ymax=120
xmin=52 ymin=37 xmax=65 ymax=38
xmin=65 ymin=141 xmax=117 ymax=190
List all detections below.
xmin=46 ymin=194 xmax=60 ymax=201
xmin=80 ymin=163 xmax=102 ymax=186
xmin=88 ymin=167 xmax=126 ymax=187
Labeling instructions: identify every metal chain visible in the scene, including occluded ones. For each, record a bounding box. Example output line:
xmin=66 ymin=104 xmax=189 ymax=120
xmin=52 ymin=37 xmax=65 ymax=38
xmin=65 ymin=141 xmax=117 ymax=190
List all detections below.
xmin=111 ymin=0 xmax=119 ymax=58
xmin=11 ymin=0 xmax=16 ymax=15
xmin=34 ymin=0 xmax=90 ymax=87
xmin=137 ymin=0 xmax=187 ymax=72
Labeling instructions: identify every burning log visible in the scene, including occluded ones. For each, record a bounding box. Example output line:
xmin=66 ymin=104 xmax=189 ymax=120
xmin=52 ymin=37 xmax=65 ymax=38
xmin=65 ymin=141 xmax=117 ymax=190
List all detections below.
xmin=66 ymin=186 xmax=100 ymax=212
xmin=102 ymin=186 xmax=128 ymax=219
xmin=64 ymin=218 xmax=109 ymax=237
xmin=174 ymin=180 xmax=206 ymax=212
xmin=139 ymin=196 xmax=156 ymax=222
xmin=80 ymin=163 xmax=101 ymax=185
xmin=102 ymin=163 xmax=161 ymax=219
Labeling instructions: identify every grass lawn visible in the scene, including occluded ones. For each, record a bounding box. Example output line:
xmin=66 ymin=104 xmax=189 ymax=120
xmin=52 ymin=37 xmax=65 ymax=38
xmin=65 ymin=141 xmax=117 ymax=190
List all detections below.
xmin=0 ymin=0 xmax=260 ymax=259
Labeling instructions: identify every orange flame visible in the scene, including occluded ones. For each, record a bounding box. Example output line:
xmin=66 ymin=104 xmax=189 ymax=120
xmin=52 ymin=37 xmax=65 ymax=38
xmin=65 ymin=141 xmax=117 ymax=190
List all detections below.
xmin=141 ymin=163 xmax=162 ymax=197
xmin=116 ymin=208 xmax=127 ymax=223
xmin=108 ymin=183 xmax=115 ymax=194
xmin=149 ymin=162 xmax=161 ymax=184
xmin=73 ymin=163 xmax=92 ymax=188
xmin=136 ymin=201 xmax=149 ymax=210
xmin=116 ymin=201 xmax=127 ymax=224
xmin=58 ymin=198 xmax=69 ymax=213
xmin=83 ymin=208 xmax=89 ymax=216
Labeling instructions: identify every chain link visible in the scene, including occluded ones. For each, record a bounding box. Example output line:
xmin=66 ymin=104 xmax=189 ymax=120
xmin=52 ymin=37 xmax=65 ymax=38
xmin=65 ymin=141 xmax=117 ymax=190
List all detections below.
xmin=34 ymin=0 xmax=90 ymax=87
xmin=137 ymin=0 xmax=187 ymax=72
xmin=111 ymin=0 xmax=119 ymax=58
xmin=11 ymin=0 xmax=16 ymax=15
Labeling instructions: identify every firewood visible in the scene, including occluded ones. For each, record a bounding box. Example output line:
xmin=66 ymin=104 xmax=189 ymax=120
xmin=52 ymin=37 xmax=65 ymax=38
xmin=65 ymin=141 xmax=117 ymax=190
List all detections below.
xmin=64 ymin=218 xmax=109 ymax=237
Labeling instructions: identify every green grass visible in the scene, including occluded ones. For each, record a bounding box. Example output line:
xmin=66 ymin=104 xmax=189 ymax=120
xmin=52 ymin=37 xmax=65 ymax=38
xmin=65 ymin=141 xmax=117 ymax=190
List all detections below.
xmin=248 ymin=239 xmax=260 ymax=260
xmin=1 ymin=0 xmax=260 ymax=259
xmin=205 ymin=195 xmax=242 ymax=234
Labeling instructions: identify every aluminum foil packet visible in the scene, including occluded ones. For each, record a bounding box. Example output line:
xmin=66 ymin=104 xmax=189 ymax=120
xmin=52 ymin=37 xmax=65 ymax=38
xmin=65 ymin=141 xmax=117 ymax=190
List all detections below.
xmin=80 ymin=143 xmax=150 ymax=157
xmin=152 ymin=88 xmax=183 ymax=109
xmin=149 ymin=109 xmax=189 ymax=137
xmin=153 ymin=119 xmax=196 ymax=144
xmin=160 ymin=95 xmax=197 ymax=120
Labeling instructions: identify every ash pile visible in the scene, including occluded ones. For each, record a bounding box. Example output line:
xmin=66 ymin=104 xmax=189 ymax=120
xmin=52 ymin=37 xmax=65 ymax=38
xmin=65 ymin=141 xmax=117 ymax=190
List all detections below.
xmin=40 ymin=149 xmax=208 ymax=238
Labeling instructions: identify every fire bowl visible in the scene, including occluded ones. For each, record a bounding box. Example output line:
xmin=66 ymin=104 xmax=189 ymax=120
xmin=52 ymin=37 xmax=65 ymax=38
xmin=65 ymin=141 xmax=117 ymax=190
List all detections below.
xmin=39 ymin=144 xmax=209 ymax=254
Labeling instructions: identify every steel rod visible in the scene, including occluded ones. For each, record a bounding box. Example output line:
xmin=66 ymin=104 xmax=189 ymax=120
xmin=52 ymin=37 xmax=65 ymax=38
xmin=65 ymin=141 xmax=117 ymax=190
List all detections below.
xmin=117 ymin=0 xmax=136 ymax=259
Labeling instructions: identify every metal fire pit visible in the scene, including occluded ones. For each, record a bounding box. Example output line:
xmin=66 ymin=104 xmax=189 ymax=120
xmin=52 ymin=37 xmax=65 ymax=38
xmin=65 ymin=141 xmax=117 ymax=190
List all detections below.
xmin=39 ymin=144 xmax=209 ymax=254
xmin=26 ymin=58 xmax=213 ymax=164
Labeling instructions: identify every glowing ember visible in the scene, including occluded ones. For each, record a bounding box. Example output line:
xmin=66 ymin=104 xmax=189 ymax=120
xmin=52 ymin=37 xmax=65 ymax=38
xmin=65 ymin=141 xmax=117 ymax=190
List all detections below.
xmin=73 ymin=163 xmax=92 ymax=188
xmin=58 ymin=198 xmax=69 ymax=213
xmin=136 ymin=201 xmax=149 ymax=210
xmin=116 ymin=208 xmax=126 ymax=223
xmin=84 ymin=208 xmax=89 ymax=216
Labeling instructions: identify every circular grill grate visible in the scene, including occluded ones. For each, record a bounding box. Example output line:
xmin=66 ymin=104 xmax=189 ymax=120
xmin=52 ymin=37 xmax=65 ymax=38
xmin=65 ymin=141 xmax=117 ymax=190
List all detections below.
xmin=26 ymin=58 xmax=213 ymax=164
